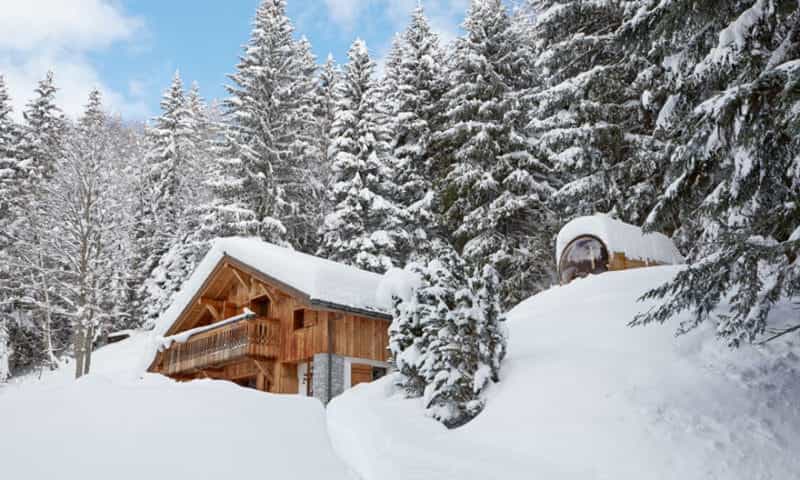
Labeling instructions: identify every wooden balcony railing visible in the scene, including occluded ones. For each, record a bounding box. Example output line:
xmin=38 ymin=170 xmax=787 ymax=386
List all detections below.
xmin=160 ymin=317 xmax=280 ymax=376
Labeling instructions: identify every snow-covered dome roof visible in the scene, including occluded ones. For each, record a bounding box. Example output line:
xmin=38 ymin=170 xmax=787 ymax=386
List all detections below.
xmin=556 ymin=214 xmax=684 ymax=266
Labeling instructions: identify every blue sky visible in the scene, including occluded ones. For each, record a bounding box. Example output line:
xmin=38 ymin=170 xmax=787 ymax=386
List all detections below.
xmin=0 ymin=0 xmax=487 ymax=121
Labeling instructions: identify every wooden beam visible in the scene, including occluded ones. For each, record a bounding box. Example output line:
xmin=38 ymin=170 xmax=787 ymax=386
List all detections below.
xmin=250 ymin=278 xmax=271 ymax=300
xmin=253 ymin=360 xmax=274 ymax=384
xmin=229 ymin=265 xmax=250 ymax=288
xmin=199 ymin=297 xmax=224 ymax=321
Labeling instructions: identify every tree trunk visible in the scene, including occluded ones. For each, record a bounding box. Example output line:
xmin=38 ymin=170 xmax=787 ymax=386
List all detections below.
xmin=73 ymin=326 xmax=85 ymax=379
xmin=83 ymin=323 xmax=94 ymax=376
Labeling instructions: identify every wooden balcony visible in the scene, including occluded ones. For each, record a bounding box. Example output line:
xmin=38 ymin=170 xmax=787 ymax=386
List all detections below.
xmin=159 ymin=317 xmax=280 ymax=376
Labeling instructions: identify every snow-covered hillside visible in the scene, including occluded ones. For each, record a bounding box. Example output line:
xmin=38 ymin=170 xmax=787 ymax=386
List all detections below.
xmin=2 ymin=266 xmax=798 ymax=480
xmin=328 ymin=266 xmax=800 ymax=480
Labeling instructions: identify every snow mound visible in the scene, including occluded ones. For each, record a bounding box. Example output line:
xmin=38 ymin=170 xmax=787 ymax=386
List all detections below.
xmin=0 ymin=373 xmax=352 ymax=480
xmin=328 ymin=266 xmax=800 ymax=480
xmin=556 ymin=214 xmax=684 ymax=265
xmin=153 ymin=236 xmax=388 ymax=337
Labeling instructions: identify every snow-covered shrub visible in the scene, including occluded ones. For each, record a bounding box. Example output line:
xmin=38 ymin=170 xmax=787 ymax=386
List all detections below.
xmin=385 ymin=249 xmax=507 ymax=427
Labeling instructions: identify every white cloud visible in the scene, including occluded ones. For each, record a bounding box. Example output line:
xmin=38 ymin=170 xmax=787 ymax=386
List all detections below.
xmin=0 ymin=0 xmax=148 ymax=120
xmin=322 ymin=0 xmax=469 ymax=41
xmin=322 ymin=0 xmax=371 ymax=29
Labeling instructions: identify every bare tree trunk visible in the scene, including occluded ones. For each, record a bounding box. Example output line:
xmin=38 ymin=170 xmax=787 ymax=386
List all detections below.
xmin=74 ymin=326 xmax=85 ymax=379
xmin=39 ymin=264 xmax=58 ymax=370
xmin=83 ymin=321 xmax=94 ymax=376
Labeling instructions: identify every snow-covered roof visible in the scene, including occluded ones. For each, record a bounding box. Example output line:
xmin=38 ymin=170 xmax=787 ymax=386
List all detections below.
xmin=556 ymin=214 xmax=684 ymax=266
xmin=153 ymin=237 xmax=390 ymax=336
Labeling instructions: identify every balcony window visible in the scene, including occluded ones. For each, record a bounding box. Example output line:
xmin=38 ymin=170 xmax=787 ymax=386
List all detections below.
xmin=251 ymin=296 xmax=270 ymax=317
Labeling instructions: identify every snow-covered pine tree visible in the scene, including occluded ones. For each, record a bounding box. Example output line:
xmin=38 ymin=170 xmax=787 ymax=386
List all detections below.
xmin=523 ymin=0 xmax=663 ymax=224
xmin=0 ymin=74 xmax=18 ymax=185
xmin=314 ymin=54 xmax=341 ymax=187
xmin=142 ymin=80 xmax=218 ymax=326
xmin=0 ymin=74 xmax=20 ymax=318
xmin=209 ymin=0 xmax=318 ymax=246
xmin=628 ymin=1 xmax=800 ymax=346
xmin=102 ymin=115 xmax=148 ymax=333
xmin=400 ymin=249 xmax=506 ymax=428
xmin=138 ymin=72 xmax=195 ymax=324
xmin=16 ymin=71 xmax=64 ymax=184
xmin=433 ymin=0 xmax=556 ymax=307
xmin=144 ymin=71 xmax=193 ymax=248
xmin=317 ymin=39 xmax=406 ymax=273
xmin=285 ymin=36 xmax=326 ymax=253
xmin=380 ymin=33 xmax=405 ymax=130
xmin=4 ymin=72 xmax=67 ymax=373
xmin=389 ymin=6 xmax=447 ymax=263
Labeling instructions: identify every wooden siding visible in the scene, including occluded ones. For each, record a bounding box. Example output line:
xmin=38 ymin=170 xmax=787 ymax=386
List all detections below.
xmin=608 ymin=252 xmax=662 ymax=272
xmin=351 ymin=363 xmax=373 ymax=387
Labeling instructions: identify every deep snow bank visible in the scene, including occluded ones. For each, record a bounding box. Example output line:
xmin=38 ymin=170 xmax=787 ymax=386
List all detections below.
xmin=0 ymin=334 xmax=353 ymax=480
xmin=0 ymin=374 xmax=352 ymax=480
xmin=328 ymin=266 xmax=800 ymax=480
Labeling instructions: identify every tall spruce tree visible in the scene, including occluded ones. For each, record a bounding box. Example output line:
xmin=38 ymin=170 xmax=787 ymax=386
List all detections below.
xmin=523 ymin=0 xmax=663 ymax=224
xmin=313 ymin=54 xmax=341 ymax=206
xmin=286 ymin=36 xmax=326 ymax=253
xmin=16 ymin=71 xmax=64 ymax=185
xmin=434 ymin=0 xmax=556 ymax=307
xmin=139 ymin=72 xmax=195 ymax=324
xmin=627 ymin=1 xmax=800 ymax=346
xmin=317 ymin=39 xmax=406 ymax=273
xmin=389 ymin=6 xmax=446 ymax=263
xmin=209 ymin=0 xmax=317 ymax=246
xmin=5 ymin=72 xmax=67 ymax=373
xmin=0 ymin=75 xmax=20 ymax=321
xmin=142 ymin=79 xmax=217 ymax=325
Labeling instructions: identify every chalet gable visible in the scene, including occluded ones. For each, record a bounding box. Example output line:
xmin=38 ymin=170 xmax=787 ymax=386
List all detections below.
xmin=155 ymin=238 xmax=391 ymax=338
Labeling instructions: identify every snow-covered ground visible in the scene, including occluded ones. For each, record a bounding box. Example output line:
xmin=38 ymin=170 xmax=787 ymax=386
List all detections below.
xmin=0 ymin=334 xmax=354 ymax=480
xmin=3 ymin=266 xmax=799 ymax=479
xmin=328 ymin=266 xmax=800 ymax=480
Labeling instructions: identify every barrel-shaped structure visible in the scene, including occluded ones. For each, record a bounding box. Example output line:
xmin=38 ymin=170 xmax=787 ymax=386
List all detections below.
xmin=556 ymin=215 xmax=684 ymax=285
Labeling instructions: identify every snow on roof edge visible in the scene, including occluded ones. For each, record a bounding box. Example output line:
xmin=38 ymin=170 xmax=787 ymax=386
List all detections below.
xmin=152 ymin=237 xmax=390 ymax=338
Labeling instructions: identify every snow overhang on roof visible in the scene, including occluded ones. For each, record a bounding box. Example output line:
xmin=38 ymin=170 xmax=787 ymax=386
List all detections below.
xmin=153 ymin=237 xmax=391 ymax=337
xmin=555 ymin=214 xmax=685 ymax=266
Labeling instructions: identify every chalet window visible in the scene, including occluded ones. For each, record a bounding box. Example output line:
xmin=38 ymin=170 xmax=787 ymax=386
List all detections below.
xmin=559 ymin=235 xmax=609 ymax=285
xmin=372 ymin=367 xmax=387 ymax=381
xmin=293 ymin=309 xmax=304 ymax=330
xmin=251 ymin=296 xmax=270 ymax=317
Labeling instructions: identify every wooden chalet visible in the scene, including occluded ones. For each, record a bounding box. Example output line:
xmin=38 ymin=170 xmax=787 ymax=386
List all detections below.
xmin=148 ymin=238 xmax=392 ymax=403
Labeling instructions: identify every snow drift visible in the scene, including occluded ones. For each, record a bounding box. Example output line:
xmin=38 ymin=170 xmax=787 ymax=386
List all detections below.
xmin=0 ymin=335 xmax=353 ymax=480
xmin=328 ymin=266 xmax=800 ymax=480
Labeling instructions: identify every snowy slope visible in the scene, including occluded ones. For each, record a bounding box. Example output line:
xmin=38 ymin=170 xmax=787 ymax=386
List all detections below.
xmin=328 ymin=266 xmax=800 ymax=480
xmin=0 ymin=336 xmax=355 ymax=480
